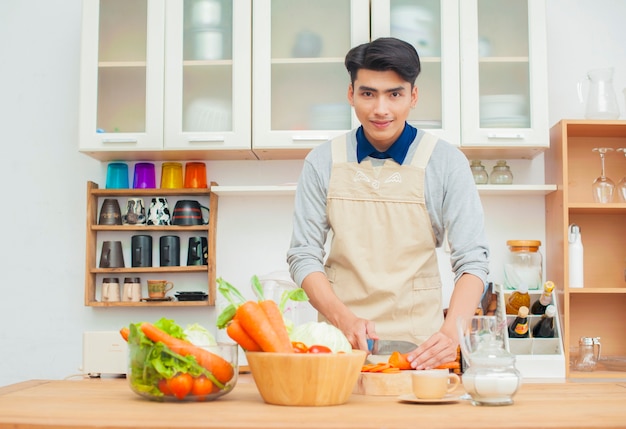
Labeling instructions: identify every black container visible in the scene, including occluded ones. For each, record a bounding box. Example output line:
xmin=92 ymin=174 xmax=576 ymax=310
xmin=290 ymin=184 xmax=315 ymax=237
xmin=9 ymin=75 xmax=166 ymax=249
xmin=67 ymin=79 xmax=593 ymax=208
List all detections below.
xmin=159 ymin=235 xmax=180 ymax=267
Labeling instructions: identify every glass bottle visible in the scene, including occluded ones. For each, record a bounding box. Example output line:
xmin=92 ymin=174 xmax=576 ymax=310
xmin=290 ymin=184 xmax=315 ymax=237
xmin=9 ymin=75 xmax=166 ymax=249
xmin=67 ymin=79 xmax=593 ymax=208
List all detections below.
xmin=507 ymin=306 xmax=530 ymax=339
xmin=505 ymin=282 xmax=530 ymax=315
xmin=470 ymin=160 xmax=489 ymax=184
xmin=532 ymin=304 xmax=556 ymax=338
xmin=530 ymin=281 xmax=555 ymax=315
xmin=489 ymin=160 xmax=514 ymax=184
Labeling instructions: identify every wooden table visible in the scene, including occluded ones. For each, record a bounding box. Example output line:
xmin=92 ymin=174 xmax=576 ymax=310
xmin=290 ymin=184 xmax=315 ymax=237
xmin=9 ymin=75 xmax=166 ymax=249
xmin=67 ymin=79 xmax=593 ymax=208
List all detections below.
xmin=0 ymin=375 xmax=625 ymax=429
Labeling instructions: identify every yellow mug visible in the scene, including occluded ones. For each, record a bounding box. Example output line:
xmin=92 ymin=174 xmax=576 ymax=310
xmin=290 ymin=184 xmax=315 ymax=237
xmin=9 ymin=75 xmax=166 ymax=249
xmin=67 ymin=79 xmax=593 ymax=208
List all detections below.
xmin=147 ymin=280 xmax=174 ymax=299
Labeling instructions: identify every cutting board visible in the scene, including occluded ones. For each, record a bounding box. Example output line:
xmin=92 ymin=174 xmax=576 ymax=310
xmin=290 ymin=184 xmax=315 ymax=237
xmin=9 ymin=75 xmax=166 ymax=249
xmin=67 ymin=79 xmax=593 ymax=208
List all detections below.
xmin=352 ymin=371 xmax=413 ymax=396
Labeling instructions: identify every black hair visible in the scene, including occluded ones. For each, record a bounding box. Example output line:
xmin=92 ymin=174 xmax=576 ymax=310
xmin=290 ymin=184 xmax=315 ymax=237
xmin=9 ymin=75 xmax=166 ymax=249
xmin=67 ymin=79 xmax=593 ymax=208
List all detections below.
xmin=345 ymin=37 xmax=421 ymax=87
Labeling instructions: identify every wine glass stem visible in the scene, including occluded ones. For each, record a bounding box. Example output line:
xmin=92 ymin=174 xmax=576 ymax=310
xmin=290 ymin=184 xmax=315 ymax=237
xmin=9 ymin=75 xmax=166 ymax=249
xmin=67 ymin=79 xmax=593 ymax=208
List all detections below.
xmin=600 ymin=153 xmax=607 ymax=177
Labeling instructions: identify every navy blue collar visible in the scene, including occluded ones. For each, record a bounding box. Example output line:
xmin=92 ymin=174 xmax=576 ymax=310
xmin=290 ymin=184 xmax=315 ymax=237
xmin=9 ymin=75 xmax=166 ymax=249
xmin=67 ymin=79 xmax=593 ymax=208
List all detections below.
xmin=356 ymin=123 xmax=417 ymax=164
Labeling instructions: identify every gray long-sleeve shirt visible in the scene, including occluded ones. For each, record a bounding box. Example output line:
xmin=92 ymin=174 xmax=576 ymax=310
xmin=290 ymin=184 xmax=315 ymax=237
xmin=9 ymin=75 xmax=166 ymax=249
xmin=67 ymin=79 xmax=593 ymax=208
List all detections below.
xmin=287 ymin=128 xmax=490 ymax=289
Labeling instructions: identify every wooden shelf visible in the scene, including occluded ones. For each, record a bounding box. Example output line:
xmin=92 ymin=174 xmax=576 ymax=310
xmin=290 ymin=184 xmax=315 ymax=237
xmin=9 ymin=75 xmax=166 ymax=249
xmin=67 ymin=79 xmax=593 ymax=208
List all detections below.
xmin=211 ymin=184 xmax=556 ymax=197
xmin=545 ymin=119 xmax=626 ymax=380
xmin=84 ymin=181 xmax=219 ymax=307
xmin=86 ymin=300 xmax=210 ymax=307
xmin=90 ymin=266 xmax=207 ymax=274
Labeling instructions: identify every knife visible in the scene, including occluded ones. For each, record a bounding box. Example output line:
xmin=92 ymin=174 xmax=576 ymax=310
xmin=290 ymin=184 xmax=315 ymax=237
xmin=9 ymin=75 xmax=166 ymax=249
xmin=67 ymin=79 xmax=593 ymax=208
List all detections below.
xmin=367 ymin=339 xmax=417 ymax=355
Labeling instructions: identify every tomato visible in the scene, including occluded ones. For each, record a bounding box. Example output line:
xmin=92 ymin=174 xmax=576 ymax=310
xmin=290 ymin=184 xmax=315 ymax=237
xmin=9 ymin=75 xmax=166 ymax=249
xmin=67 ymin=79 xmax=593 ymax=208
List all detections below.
xmin=291 ymin=341 xmax=309 ymax=353
xmin=158 ymin=379 xmax=172 ymax=396
xmin=191 ymin=375 xmax=214 ymax=398
xmin=308 ymin=345 xmax=332 ymax=354
xmin=167 ymin=372 xmax=194 ymax=400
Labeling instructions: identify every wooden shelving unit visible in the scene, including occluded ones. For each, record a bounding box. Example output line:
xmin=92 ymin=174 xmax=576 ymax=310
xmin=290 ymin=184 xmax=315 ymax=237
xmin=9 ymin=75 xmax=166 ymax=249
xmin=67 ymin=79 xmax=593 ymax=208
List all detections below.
xmin=84 ymin=181 xmax=219 ymax=307
xmin=545 ymin=120 xmax=626 ymax=379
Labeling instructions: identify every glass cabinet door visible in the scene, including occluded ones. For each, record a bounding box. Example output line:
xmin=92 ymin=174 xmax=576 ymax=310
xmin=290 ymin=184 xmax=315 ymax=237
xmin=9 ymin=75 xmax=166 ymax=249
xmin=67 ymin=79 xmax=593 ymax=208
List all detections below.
xmin=371 ymin=0 xmax=460 ymax=145
xmin=164 ymin=0 xmax=252 ymax=154
xmin=79 ymin=0 xmax=165 ymax=152
xmin=252 ymin=0 xmax=370 ymax=154
xmin=460 ymin=0 xmax=548 ymax=148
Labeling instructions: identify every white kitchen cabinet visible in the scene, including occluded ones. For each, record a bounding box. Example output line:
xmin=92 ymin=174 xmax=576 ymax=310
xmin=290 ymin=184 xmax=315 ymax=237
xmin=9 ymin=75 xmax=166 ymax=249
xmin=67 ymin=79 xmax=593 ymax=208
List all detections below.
xmin=251 ymin=0 xmax=370 ymax=159
xmin=79 ymin=0 xmax=253 ymax=161
xmin=371 ymin=0 xmax=549 ymax=159
xmin=371 ymin=0 xmax=460 ymax=145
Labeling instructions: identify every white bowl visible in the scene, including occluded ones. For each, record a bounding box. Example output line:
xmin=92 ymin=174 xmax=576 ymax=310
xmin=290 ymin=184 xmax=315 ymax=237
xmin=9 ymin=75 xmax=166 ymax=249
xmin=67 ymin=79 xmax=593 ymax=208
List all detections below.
xmin=480 ymin=94 xmax=527 ymax=120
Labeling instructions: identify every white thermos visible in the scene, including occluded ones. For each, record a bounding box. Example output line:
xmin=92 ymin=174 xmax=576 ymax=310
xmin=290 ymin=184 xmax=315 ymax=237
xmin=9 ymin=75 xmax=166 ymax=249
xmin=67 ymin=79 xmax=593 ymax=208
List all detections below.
xmin=568 ymin=224 xmax=584 ymax=288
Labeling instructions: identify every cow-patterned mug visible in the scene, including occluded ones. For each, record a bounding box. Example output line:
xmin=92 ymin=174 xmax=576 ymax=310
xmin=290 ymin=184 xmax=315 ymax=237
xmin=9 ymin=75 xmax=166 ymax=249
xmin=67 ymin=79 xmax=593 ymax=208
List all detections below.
xmin=146 ymin=197 xmax=171 ymax=226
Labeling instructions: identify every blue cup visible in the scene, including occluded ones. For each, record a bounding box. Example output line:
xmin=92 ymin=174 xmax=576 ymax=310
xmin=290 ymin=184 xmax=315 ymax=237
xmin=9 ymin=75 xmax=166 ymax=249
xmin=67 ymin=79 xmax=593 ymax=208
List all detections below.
xmin=106 ymin=162 xmax=129 ymax=189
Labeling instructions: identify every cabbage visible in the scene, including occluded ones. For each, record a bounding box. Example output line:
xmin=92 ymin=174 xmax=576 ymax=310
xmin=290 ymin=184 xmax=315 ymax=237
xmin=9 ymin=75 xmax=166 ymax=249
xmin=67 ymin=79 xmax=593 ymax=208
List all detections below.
xmin=184 ymin=323 xmax=217 ymax=346
xmin=289 ymin=321 xmax=352 ymax=353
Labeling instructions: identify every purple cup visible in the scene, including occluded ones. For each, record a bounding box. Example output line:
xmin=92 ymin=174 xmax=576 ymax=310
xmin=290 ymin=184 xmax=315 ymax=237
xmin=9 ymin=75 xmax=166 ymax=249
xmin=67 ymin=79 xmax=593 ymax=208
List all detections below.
xmin=133 ymin=162 xmax=156 ymax=189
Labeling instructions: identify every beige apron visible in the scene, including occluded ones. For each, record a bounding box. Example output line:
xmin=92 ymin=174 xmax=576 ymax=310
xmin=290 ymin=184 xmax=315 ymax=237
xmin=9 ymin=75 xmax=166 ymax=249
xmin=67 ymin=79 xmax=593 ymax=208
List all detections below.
xmin=324 ymin=133 xmax=443 ymax=344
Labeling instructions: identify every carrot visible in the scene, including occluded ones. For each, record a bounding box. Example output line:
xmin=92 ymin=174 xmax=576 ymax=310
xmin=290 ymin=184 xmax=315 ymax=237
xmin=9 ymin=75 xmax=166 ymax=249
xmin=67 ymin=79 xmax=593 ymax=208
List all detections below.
xmin=235 ymin=301 xmax=294 ymax=353
xmin=368 ymin=363 xmax=393 ymax=373
xmin=119 ymin=327 xmax=130 ymax=342
xmin=382 ymin=367 xmax=401 ymax=373
xmin=226 ymin=318 xmax=262 ymax=351
xmin=140 ymin=322 xmax=234 ymax=384
xmin=388 ymin=351 xmax=412 ymax=370
xmin=258 ymin=299 xmax=293 ymax=353
xmin=434 ymin=361 xmax=461 ymax=370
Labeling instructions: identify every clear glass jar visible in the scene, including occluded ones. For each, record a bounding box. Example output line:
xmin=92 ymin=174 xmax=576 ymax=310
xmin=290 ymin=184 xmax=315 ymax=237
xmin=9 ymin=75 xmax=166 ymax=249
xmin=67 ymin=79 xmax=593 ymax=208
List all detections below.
xmin=457 ymin=316 xmax=521 ymax=406
xmin=470 ymin=160 xmax=489 ymax=184
xmin=489 ymin=160 xmax=513 ymax=184
xmin=503 ymin=240 xmax=543 ymax=290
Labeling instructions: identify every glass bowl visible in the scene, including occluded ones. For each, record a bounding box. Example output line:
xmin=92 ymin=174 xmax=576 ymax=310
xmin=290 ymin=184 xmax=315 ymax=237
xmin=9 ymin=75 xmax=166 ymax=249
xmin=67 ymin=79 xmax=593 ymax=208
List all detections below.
xmin=128 ymin=341 xmax=238 ymax=402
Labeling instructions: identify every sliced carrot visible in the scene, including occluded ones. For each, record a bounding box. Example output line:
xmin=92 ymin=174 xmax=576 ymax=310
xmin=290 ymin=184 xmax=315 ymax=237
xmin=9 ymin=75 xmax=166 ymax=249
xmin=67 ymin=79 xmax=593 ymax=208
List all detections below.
xmin=434 ymin=361 xmax=461 ymax=370
xmin=258 ymin=299 xmax=293 ymax=353
xmin=226 ymin=319 xmax=262 ymax=351
xmin=119 ymin=327 xmax=130 ymax=342
xmin=369 ymin=363 xmax=393 ymax=373
xmin=382 ymin=367 xmax=401 ymax=373
xmin=140 ymin=322 xmax=234 ymax=384
xmin=236 ymin=301 xmax=293 ymax=353
xmin=388 ymin=351 xmax=412 ymax=370
xmin=361 ymin=364 xmax=379 ymax=372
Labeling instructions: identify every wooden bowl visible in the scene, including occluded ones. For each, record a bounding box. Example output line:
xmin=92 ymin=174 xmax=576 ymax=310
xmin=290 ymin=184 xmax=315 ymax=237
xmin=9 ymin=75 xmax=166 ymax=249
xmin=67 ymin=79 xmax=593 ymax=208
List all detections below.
xmin=245 ymin=350 xmax=367 ymax=406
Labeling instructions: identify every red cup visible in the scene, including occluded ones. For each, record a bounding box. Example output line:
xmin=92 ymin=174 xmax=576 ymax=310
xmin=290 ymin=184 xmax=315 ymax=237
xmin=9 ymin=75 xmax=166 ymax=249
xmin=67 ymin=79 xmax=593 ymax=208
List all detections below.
xmin=184 ymin=162 xmax=208 ymax=188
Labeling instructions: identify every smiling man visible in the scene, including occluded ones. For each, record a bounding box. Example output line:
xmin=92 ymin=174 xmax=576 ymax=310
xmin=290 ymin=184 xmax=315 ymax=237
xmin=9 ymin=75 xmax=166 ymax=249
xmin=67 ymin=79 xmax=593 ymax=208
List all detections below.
xmin=287 ymin=37 xmax=490 ymax=369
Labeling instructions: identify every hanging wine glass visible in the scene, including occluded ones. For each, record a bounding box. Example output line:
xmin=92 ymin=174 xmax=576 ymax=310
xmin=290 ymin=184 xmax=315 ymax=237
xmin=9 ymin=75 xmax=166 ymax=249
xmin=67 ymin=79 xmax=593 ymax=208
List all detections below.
xmin=617 ymin=148 xmax=626 ymax=202
xmin=591 ymin=147 xmax=614 ymax=203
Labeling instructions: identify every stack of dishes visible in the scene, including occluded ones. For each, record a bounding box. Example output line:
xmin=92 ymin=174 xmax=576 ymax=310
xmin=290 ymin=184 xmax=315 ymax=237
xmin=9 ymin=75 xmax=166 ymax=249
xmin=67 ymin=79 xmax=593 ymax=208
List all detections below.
xmin=479 ymin=94 xmax=530 ymax=128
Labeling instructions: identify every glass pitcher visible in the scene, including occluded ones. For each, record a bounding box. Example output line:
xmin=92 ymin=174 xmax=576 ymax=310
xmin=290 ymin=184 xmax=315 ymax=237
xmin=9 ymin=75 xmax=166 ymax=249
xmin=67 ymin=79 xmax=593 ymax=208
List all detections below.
xmin=578 ymin=68 xmax=620 ymax=119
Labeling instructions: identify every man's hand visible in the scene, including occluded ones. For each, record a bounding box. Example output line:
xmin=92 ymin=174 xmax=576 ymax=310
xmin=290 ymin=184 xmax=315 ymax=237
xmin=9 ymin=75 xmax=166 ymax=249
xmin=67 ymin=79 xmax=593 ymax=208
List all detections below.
xmin=406 ymin=331 xmax=457 ymax=369
xmin=337 ymin=316 xmax=378 ymax=352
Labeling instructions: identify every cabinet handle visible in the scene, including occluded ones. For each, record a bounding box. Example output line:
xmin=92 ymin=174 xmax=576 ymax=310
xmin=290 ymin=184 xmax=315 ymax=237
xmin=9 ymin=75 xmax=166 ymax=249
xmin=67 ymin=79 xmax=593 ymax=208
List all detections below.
xmin=102 ymin=138 xmax=139 ymax=144
xmin=187 ymin=136 xmax=226 ymax=143
xmin=292 ymin=135 xmax=330 ymax=142
xmin=487 ymin=133 xmax=525 ymax=139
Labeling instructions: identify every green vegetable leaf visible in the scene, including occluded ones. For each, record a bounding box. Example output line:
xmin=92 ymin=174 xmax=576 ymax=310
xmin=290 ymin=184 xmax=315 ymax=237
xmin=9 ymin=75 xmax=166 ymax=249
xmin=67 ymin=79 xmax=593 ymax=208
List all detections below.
xmin=278 ymin=287 xmax=308 ymax=313
xmin=251 ymin=275 xmax=265 ymax=301
xmin=216 ymin=304 xmax=237 ymax=329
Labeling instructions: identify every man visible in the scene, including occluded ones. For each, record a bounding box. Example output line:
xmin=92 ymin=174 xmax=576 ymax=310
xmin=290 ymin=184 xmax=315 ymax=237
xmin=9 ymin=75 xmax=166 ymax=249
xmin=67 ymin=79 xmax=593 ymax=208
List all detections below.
xmin=287 ymin=37 xmax=489 ymax=369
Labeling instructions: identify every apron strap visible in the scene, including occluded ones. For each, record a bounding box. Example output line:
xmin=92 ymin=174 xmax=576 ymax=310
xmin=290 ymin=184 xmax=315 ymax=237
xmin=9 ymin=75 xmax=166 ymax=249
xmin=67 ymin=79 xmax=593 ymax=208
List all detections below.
xmin=410 ymin=132 xmax=438 ymax=168
xmin=331 ymin=134 xmax=348 ymax=164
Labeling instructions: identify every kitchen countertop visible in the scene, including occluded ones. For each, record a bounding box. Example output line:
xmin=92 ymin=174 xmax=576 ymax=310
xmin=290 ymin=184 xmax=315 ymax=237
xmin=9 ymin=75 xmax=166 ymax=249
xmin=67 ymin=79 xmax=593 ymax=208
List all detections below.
xmin=0 ymin=375 xmax=625 ymax=429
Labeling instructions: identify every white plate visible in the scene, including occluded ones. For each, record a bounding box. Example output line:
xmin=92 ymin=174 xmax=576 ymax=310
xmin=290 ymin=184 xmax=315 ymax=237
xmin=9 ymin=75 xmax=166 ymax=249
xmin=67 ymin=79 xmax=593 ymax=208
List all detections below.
xmin=398 ymin=393 xmax=461 ymax=404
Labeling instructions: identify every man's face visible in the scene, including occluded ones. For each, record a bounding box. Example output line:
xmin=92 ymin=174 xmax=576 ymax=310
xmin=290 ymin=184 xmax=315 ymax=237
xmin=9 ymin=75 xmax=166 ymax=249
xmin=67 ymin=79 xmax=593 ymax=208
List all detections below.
xmin=347 ymin=69 xmax=418 ymax=151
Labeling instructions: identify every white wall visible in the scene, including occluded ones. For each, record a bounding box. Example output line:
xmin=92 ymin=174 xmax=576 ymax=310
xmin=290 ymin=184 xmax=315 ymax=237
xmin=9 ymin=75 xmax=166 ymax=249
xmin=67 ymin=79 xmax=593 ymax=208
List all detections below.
xmin=1 ymin=0 xmax=625 ymax=387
